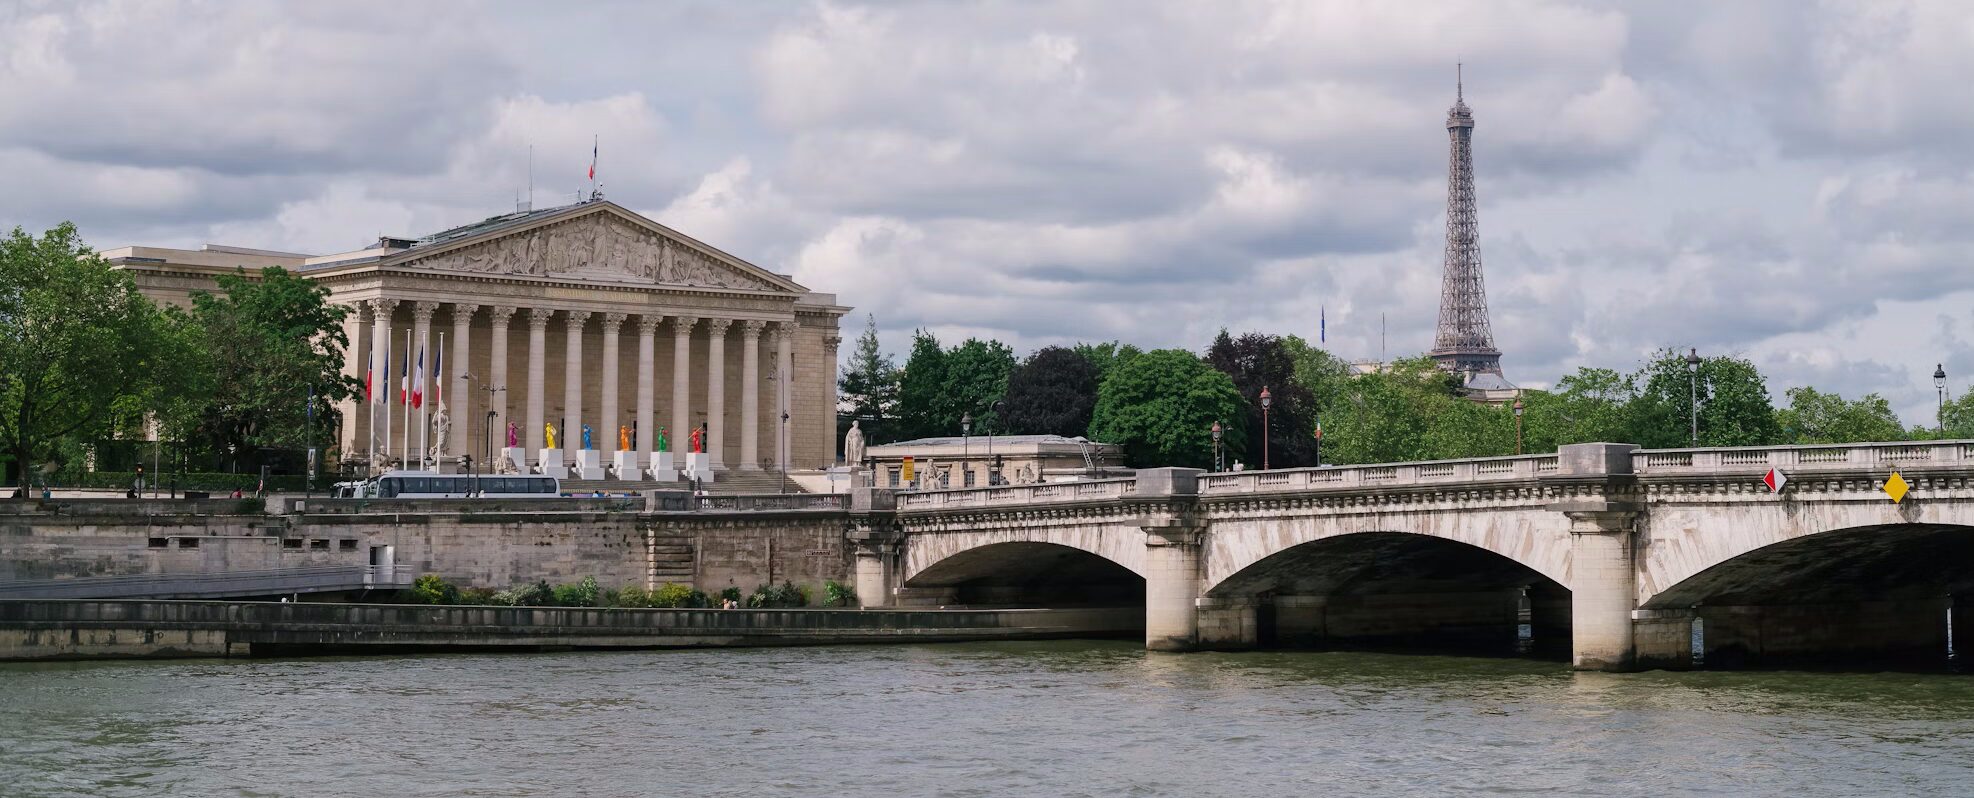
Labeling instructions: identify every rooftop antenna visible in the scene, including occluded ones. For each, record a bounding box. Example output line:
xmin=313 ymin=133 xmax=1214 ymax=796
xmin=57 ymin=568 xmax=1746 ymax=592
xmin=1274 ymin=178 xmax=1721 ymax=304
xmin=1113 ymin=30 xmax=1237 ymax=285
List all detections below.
xmin=1457 ymin=62 xmax=1463 ymax=103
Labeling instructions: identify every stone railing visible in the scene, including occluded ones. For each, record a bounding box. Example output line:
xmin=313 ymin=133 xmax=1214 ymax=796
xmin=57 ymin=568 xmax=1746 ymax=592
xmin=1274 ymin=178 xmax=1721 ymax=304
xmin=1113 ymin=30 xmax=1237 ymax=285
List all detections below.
xmin=1631 ymin=440 xmax=1974 ymax=476
xmin=897 ymin=478 xmax=1140 ymax=511
xmin=1198 ymin=454 xmax=1558 ymax=496
xmin=692 ymin=493 xmax=850 ymax=512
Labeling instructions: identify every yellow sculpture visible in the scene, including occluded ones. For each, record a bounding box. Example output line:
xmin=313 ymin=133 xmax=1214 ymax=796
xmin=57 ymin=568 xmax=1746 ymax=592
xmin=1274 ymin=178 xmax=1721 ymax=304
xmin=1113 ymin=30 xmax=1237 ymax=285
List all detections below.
xmin=618 ymin=425 xmax=631 ymax=452
xmin=545 ymin=423 xmax=558 ymax=450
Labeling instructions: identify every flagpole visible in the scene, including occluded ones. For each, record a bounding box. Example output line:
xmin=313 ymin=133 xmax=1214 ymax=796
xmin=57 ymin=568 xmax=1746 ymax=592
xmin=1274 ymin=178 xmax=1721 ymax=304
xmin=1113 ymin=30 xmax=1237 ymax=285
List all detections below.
xmin=419 ymin=335 xmax=431 ymax=471
xmin=403 ymin=336 xmax=412 ymax=469
xmin=366 ymin=330 xmax=376 ymax=478
xmin=382 ymin=331 xmax=392 ymax=472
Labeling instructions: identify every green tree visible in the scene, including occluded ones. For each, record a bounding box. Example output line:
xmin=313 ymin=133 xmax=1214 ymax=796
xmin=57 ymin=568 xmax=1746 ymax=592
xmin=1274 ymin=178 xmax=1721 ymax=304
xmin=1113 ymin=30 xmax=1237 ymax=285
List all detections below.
xmin=1073 ymin=341 xmax=1142 ymax=386
xmin=1000 ymin=346 xmax=1099 ymax=437
xmin=186 ymin=267 xmax=357 ymax=458
xmin=1775 ymin=387 xmax=1905 ymax=444
xmin=1519 ymin=367 xmax=1633 ymax=452
xmin=895 ymin=330 xmax=948 ymax=440
xmin=1322 ymin=356 xmax=1467 ymax=464
xmin=1626 ymin=350 xmax=1781 ymax=448
xmin=942 ymin=337 xmax=1017 ymax=433
xmin=837 ymin=314 xmax=899 ymax=442
xmin=1933 ymin=388 xmax=1974 ymax=439
xmin=0 ymin=223 xmax=179 ymax=494
xmin=1089 ymin=348 xmax=1246 ymax=468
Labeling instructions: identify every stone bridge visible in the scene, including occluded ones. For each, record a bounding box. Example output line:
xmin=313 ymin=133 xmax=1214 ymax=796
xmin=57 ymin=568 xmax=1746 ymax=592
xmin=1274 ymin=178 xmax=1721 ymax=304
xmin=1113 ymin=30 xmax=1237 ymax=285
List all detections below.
xmin=847 ymin=441 xmax=1974 ymax=671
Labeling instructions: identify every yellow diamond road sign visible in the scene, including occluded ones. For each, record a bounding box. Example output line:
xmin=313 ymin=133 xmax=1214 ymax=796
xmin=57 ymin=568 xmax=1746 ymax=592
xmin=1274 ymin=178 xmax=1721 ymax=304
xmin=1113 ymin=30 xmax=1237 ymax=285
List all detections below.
xmin=1883 ymin=471 xmax=1910 ymax=503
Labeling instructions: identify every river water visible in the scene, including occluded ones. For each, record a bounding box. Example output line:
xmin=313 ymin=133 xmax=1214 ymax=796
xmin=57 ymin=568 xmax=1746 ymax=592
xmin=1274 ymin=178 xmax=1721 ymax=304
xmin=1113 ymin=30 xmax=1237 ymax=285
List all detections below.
xmin=3 ymin=642 xmax=1971 ymax=797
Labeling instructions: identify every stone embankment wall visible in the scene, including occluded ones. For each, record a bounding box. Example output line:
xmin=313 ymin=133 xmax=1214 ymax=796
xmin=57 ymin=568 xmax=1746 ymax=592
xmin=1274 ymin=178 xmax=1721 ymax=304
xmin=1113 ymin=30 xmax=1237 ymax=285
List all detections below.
xmin=0 ymin=600 xmax=1141 ymax=661
xmin=0 ymin=500 xmax=854 ymax=596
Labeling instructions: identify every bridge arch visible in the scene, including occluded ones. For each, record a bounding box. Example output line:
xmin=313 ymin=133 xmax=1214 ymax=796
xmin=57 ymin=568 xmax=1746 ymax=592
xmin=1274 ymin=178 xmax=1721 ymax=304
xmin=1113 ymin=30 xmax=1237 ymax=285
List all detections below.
xmin=898 ymin=524 xmax=1147 ymax=608
xmin=1200 ymin=508 xmax=1570 ymax=596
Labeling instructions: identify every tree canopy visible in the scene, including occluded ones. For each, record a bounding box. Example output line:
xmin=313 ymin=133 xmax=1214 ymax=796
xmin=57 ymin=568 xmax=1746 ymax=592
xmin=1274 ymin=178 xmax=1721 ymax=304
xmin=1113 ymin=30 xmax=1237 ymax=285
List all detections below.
xmin=1000 ymin=346 xmax=1099 ymax=437
xmin=1090 ymin=348 xmax=1246 ymax=469
xmin=837 ymin=314 xmax=899 ymax=443
xmin=1206 ymin=330 xmax=1318 ymax=467
xmin=185 ymin=267 xmax=355 ymax=458
xmin=1776 ymin=386 xmax=1904 ymax=444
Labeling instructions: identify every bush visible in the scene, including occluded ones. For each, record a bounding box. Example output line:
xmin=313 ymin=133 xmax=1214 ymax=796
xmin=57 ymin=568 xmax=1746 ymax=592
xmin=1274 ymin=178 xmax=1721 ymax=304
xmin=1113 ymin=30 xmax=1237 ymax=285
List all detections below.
xmin=649 ymin=582 xmax=692 ymax=608
xmin=823 ymin=579 xmax=858 ymax=608
xmin=551 ymin=576 xmax=600 ymax=608
xmin=720 ymin=587 xmax=742 ymax=603
xmin=686 ymin=590 xmax=710 ymax=608
xmin=746 ymin=581 xmax=810 ymax=608
xmin=69 ymin=470 xmax=311 ymax=493
xmin=494 ymin=580 xmax=554 ymax=607
xmin=406 ymin=574 xmax=460 ymax=605
xmin=458 ymin=587 xmax=500 ymax=605
xmin=612 ymin=585 xmax=651 ymax=608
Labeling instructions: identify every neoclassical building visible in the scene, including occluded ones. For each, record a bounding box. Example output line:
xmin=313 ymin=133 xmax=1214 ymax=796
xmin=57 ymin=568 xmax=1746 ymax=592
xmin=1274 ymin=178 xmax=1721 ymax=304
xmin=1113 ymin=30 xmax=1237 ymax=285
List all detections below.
xmin=105 ymin=200 xmax=848 ymax=478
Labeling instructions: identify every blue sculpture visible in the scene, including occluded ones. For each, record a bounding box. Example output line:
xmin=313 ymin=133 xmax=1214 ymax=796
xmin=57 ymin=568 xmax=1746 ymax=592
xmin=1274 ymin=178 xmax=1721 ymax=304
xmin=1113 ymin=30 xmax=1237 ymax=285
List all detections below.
xmin=581 ymin=424 xmax=593 ymax=450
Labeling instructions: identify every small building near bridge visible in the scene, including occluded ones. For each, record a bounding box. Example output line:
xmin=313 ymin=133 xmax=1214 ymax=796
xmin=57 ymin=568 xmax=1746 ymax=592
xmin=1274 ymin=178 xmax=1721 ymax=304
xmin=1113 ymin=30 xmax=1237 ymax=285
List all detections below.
xmin=865 ymin=435 xmax=1127 ymax=489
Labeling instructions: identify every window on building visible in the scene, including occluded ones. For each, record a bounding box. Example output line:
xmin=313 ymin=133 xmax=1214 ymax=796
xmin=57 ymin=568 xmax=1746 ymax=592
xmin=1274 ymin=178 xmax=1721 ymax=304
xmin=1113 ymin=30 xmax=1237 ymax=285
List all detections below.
xmin=964 ymin=470 xmax=976 ymax=487
xmin=887 ymin=468 xmax=899 ymax=487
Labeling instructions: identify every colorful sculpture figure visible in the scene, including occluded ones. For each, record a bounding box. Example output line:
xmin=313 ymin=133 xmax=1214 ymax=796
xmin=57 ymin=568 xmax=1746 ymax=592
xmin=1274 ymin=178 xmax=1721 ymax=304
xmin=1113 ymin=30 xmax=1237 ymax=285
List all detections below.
xmin=506 ymin=421 xmax=519 ymax=448
xmin=689 ymin=424 xmax=704 ymax=454
xmin=656 ymin=426 xmax=669 ymax=453
xmin=618 ymin=425 xmax=631 ymax=452
xmin=582 ymin=424 xmax=593 ymax=450
xmin=545 ymin=423 xmax=557 ymax=450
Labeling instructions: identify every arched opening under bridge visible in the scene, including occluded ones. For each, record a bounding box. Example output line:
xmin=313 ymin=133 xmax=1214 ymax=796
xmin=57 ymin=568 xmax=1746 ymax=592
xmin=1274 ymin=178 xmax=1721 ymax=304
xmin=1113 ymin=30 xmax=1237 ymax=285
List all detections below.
xmin=902 ymin=541 xmax=1145 ymax=622
xmin=1645 ymin=523 xmax=1974 ymax=671
xmin=1207 ymin=531 xmax=1569 ymax=658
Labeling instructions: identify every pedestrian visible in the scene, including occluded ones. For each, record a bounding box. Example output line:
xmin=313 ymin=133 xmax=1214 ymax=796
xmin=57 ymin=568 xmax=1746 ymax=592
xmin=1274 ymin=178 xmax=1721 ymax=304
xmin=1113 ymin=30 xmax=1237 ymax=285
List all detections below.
xmin=231 ymin=488 xmax=243 ymax=499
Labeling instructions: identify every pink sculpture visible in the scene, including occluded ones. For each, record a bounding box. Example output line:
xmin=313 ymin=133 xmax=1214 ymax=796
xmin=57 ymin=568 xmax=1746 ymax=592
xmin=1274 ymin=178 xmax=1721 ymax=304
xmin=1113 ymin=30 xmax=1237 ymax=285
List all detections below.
xmin=506 ymin=421 xmax=519 ymax=448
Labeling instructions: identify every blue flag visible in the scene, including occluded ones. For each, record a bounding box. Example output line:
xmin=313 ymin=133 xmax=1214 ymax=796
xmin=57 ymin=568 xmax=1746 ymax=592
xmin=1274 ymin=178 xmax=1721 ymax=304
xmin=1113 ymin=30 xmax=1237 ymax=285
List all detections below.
xmin=1320 ymin=306 xmax=1326 ymax=344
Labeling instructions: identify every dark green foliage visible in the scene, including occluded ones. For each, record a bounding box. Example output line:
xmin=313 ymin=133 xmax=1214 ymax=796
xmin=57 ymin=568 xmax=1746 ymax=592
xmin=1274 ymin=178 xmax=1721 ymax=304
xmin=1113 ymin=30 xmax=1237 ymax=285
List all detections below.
xmin=652 ymin=582 xmax=694 ymax=608
xmin=746 ymin=581 xmax=810 ymax=608
xmin=551 ymin=576 xmax=601 ymax=608
xmin=494 ymin=580 xmax=555 ymax=607
xmin=1089 ymin=349 xmax=1247 ymax=468
xmin=1073 ymin=341 xmax=1142 ymax=387
xmin=1207 ymin=331 xmax=1319 ymax=467
xmin=894 ymin=331 xmax=1017 ymax=441
xmin=1776 ymin=387 xmax=1905 ymax=444
xmin=895 ymin=330 xmax=949 ymax=440
xmin=999 ymin=346 xmax=1099 ymax=437
xmin=720 ymin=587 xmax=743 ymax=603
xmin=186 ymin=267 xmax=356 ymax=460
xmin=1625 ymin=350 xmax=1781 ymax=448
xmin=838 ymin=314 xmax=900 ymax=445
xmin=823 ymin=579 xmax=858 ymax=607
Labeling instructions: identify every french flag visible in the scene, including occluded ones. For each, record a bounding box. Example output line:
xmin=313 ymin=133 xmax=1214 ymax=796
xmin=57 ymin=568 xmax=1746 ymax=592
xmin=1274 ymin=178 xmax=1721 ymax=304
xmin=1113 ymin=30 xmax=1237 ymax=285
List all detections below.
xmin=375 ymin=346 xmax=388 ymax=405
xmin=399 ymin=342 xmax=409 ymax=404
xmin=412 ymin=347 xmax=425 ymax=410
xmin=433 ymin=342 xmax=443 ymax=404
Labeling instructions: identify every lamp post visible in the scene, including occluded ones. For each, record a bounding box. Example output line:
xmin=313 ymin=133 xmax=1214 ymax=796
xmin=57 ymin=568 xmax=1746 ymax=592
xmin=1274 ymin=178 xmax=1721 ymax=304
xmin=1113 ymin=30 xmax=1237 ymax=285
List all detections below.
xmin=1313 ymin=411 xmax=1322 ymax=466
xmin=1211 ymin=421 xmax=1224 ymax=473
xmin=1685 ymin=348 xmax=1702 ymax=446
xmin=1934 ymin=364 xmax=1949 ymax=436
xmin=961 ymin=411 xmax=973 ymax=488
xmin=987 ymin=400 xmax=1003 ymax=485
xmin=1259 ymin=387 xmax=1272 ymax=470
xmin=779 ymin=411 xmax=790 ymax=494
xmin=1512 ymin=397 xmax=1525 ymax=455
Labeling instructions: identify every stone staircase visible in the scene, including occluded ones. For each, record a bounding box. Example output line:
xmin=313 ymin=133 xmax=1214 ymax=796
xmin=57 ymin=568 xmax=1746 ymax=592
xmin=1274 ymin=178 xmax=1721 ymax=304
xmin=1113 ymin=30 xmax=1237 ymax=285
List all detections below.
xmin=646 ymin=531 xmax=696 ymax=585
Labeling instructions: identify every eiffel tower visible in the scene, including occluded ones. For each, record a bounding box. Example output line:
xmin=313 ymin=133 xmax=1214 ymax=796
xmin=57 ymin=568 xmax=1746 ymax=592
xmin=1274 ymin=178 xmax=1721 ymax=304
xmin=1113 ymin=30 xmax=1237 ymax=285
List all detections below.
xmin=1429 ymin=66 xmax=1508 ymax=386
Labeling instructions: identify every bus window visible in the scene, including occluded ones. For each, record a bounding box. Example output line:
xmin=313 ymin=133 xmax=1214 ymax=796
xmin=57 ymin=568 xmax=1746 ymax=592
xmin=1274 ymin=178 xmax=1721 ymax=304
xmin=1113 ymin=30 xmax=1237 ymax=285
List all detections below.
xmin=379 ymin=478 xmax=398 ymax=498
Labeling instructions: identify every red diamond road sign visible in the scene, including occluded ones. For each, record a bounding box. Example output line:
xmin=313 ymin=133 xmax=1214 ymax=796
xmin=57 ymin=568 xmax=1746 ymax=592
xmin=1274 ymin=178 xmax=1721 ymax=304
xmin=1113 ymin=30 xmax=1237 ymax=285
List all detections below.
xmin=1763 ymin=468 xmax=1787 ymax=493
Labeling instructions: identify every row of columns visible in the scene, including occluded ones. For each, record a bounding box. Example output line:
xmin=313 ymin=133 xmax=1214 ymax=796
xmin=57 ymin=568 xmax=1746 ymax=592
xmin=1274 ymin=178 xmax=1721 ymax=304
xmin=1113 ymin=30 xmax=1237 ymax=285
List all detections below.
xmin=350 ymin=298 xmax=798 ymax=472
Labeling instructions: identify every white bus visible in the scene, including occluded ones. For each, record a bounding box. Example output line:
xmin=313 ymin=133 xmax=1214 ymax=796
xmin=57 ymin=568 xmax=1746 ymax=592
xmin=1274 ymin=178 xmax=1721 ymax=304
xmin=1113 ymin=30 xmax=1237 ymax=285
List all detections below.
xmin=357 ymin=471 xmax=561 ymax=499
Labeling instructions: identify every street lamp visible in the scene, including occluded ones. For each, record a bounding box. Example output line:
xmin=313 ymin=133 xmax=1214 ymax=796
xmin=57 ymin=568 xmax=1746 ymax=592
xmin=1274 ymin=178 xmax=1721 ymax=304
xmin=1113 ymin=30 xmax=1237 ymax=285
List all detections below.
xmin=1512 ymin=397 xmax=1525 ymax=455
xmin=1259 ymin=386 xmax=1273 ymax=470
xmin=1313 ymin=411 xmax=1323 ymax=466
xmin=1935 ymin=364 xmax=1948 ymax=435
xmin=779 ymin=411 xmax=790 ymax=494
xmin=1684 ymin=348 xmax=1702 ymax=446
xmin=987 ymin=400 xmax=1004 ymax=484
xmin=1211 ymin=421 xmax=1224 ymax=473
xmin=961 ymin=411 xmax=973 ymax=487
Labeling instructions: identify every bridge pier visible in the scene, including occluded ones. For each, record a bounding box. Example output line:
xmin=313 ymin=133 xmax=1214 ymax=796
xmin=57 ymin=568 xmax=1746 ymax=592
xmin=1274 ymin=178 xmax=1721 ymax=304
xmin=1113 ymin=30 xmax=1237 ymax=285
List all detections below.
xmin=1549 ymin=443 xmax=1643 ymax=672
xmin=1195 ymin=596 xmax=1258 ymax=649
xmin=1138 ymin=468 xmax=1207 ymax=652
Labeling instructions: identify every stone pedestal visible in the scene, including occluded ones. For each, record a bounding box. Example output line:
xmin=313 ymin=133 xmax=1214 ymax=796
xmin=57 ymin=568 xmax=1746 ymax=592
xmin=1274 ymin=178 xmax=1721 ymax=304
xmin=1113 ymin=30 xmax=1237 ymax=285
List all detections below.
xmin=500 ymin=447 xmax=527 ymax=475
xmin=647 ymin=451 xmax=679 ymax=482
xmin=573 ymin=449 xmax=605 ymax=480
xmin=536 ymin=448 xmax=567 ymax=479
xmin=685 ymin=453 xmax=712 ymax=482
xmin=612 ymin=451 xmax=640 ymax=480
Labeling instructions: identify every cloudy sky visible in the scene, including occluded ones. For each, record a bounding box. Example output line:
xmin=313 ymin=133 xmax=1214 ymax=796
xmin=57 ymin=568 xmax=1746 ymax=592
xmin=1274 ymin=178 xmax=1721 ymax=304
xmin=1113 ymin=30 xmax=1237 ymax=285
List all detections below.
xmin=5 ymin=0 xmax=1972 ymax=423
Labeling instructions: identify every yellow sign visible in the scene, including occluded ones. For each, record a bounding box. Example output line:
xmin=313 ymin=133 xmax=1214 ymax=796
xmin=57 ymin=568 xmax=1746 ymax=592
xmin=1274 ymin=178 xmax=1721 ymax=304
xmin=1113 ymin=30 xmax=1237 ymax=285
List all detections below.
xmin=1884 ymin=471 xmax=1910 ymax=503
xmin=901 ymin=456 xmax=915 ymax=483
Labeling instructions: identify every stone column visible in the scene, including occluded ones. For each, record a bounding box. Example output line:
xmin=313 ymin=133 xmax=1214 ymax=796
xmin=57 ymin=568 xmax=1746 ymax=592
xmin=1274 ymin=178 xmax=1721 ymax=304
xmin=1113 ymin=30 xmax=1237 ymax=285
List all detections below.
xmin=704 ymin=319 xmax=732 ymax=468
xmin=775 ymin=321 xmax=795 ymax=468
xmin=599 ymin=312 xmax=626 ymax=453
xmin=338 ymin=301 xmax=367 ymax=457
xmin=563 ymin=310 xmax=590 ymax=457
xmin=1547 ymin=442 xmax=1643 ymax=672
xmin=739 ymin=321 xmax=764 ymax=470
xmin=1137 ymin=468 xmax=1207 ymax=652
xmin=525 ymin=308 xmax=552 ymax=454
xmin=823 ymin=334 xmax=842 ymax=465
xmin=488 ymin=306 xmax=516 ymax=448
xmin=411 ymin=301 xmax=438 ymax=466
xmin=635 ymin=316 xmax=661 ymax=455
xmin=448 ymin=303 xmax=476 ymax=461
xmin=671 ymin=316 xmax=698 ymax=453
xmin=848 ymin=487 xmax=901 ymax=607
xmin=369 ymin=300 xmax=398 ymax=465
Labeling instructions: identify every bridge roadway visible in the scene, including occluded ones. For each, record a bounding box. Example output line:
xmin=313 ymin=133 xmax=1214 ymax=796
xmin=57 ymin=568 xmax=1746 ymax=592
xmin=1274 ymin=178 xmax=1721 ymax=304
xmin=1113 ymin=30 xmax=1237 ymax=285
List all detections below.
xmin=859 ymin=441 xmax=1974 ymax=671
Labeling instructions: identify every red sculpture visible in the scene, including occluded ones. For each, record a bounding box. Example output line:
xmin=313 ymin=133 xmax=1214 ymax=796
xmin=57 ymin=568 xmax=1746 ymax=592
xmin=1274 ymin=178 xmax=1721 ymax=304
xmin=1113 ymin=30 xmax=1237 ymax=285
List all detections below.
xmin=689 ymin=425 xmax=704 ymax=454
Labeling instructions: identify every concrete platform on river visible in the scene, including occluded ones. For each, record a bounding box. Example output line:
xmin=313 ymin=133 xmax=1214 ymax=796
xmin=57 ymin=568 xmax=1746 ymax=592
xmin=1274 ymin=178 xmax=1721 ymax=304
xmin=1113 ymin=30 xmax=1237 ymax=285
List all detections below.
xmin=0 ymin=600 xmax=1141 ymax=661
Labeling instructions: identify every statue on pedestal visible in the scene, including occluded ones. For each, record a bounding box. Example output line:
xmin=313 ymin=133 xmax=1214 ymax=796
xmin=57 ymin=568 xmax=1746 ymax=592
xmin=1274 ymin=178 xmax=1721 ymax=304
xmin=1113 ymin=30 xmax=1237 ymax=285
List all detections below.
xmin=843 ymin=420 xmax=866 ymax=466
xmin=545 ymin=423 xmax=558 ymax=450
xmin=619 ymin=426 xmax=631 ymax=452
xmin=689 ymin=425 xmax=704 ymax=454
xmin=430 ymin=402 xmax=451 ymax=458
xmin=582 ymin=424 xmax=593 ymax=450
xmin=656 ymin=427 xmax=669 ymax=453
xmin=506 ymin=421 xmax=519 ymax=448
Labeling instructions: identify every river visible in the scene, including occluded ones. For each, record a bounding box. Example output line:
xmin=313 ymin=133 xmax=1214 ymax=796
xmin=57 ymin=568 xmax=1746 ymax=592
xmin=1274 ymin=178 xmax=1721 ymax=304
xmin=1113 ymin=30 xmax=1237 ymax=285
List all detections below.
xmin=3 ymin=642 xmax=1971 ymax=797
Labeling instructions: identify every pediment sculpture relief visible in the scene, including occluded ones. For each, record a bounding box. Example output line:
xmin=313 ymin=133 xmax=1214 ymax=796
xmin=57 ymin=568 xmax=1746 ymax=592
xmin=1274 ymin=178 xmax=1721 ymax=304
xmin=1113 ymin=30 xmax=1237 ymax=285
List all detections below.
xmin=408 ymin=214 xmax=780 ymax=291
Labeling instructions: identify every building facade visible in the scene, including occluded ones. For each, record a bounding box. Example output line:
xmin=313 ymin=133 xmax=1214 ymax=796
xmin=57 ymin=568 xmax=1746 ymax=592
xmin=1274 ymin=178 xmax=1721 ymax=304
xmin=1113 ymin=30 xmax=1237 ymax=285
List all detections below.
xmin=865 ymin=435 xmax=1127 ymax=489
xmin=104 ymin=200 xmax=849 ymax=477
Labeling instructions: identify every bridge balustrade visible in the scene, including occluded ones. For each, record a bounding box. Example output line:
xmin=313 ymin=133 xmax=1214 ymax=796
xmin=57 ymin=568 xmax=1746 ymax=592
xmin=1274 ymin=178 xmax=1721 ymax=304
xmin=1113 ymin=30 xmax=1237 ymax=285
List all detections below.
xmin=1628 ymin=440 xmax=1974 ymax=475
xmin=895 ymin=477 xmax=1139 ymax=510
xmin=1198 ymin=453 xmax=1557 ymax=495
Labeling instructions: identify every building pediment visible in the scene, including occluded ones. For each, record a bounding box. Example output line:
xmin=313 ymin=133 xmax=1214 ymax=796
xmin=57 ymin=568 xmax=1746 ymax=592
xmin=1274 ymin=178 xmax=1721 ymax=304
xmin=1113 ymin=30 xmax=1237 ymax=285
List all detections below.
xmin=385 ymin=202 xmax=802 ymax=294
